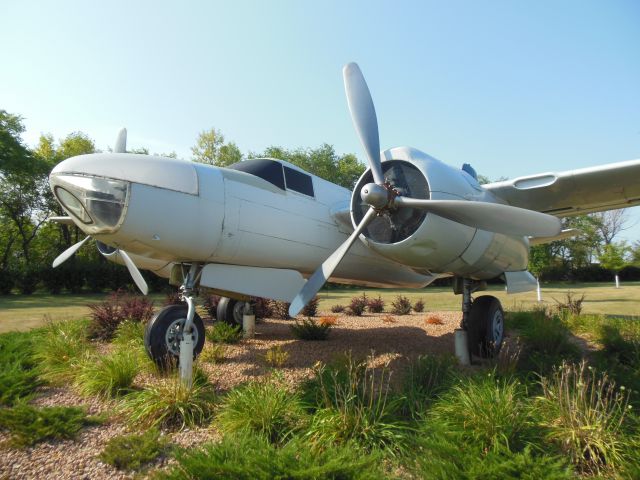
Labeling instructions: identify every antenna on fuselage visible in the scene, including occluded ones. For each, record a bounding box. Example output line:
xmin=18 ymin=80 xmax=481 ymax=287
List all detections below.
xmin=114 ymin=128 xmax=127 ymax=153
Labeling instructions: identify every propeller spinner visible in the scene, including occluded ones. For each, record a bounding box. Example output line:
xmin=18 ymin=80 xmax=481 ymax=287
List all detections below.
xmin=288 ymin=62 xmax=561 ymax=317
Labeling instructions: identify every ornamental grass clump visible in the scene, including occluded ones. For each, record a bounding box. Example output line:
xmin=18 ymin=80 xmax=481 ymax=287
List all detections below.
xmin=206 ymin=322 xmax=242 ymax=344
xmin=216 ymin=376 xmax=307 ymax=444
xmin=75 ymin=348 xmax=139 ymax=398
xmin=0 ymin=330 xmax=41 ymax=406
xmin=290 ymin=318 xmax=331 ymax=341
xmin=304 ymin=354 xmax=410 ymax=456
xmin=121 ymin=368 xmax=216 ymax=430
xmin=32 ymin=318 xmax=93 ymax=384
xmin=264 ymin=345 xmax=289 ymax=368
xmin=401 ymin=354 xmax=458 ymax=418
xmin=537 ymin=361 xmax=632 ymax=475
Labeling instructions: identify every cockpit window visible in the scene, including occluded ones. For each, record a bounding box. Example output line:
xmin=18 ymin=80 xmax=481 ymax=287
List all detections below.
xmin=228 ymin=159 xmax=285 ymax=190
xmin=284 ymin=166 xmax=314 ymax=197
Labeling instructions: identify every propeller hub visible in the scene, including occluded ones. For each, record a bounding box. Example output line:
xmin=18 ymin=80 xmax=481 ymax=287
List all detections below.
xmin=360 ymin=183 xmax=389 ymax=209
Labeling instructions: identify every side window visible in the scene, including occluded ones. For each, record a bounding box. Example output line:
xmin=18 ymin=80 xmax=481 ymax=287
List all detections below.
xmin=284 ymin=166 xmax=314 ymax=197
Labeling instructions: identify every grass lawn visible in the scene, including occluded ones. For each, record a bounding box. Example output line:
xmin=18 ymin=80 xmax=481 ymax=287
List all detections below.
xmin=1 ymin=282 xmax=638 ymax=334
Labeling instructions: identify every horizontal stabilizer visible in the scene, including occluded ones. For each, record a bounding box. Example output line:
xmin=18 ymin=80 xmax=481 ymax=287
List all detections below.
xmin=529 ymin=228 xmax=580 ymax=246
xmin=503 ymin=270 xmax=537 ymax=294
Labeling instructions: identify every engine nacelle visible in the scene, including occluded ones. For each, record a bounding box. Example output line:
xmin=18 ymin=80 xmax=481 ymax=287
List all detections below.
xmin=350 ymin=147 xmax=529 ymax=280
xmin=96 ymin=241 xmax=173 ymax=278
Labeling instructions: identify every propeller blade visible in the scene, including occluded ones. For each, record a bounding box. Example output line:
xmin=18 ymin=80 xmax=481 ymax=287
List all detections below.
xmin=52 ymin=236 xmax=91 ymax=268
xmin=393 ymin=197 xmax=562 ymax=237
xmin=289 ymin=207 xmax=378 ymax=317
xmin=119 ymin=250 xmax=149 ymax=295
xmin=343 ymin=62 xmax=384 ymax=185
xmin=114 ymin=128 xmax=127 ymax=153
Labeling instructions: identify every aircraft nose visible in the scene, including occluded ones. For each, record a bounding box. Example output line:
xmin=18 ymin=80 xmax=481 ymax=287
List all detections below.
xmin=49 ymin=173 xmax=129 ymax=233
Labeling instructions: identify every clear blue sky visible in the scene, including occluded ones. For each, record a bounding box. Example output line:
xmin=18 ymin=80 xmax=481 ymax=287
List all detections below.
xmin=2 ymin=1 xmax=639 ymax=240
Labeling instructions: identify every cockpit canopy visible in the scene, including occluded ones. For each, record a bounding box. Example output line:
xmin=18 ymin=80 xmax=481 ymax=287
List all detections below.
xmin=228 ymin=159 xmax=315 ymax=197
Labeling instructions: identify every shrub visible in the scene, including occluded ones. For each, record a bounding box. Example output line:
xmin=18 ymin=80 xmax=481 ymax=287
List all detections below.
xmin=270 ymin=300 xmax=291 ymax=320
xmin=0 ymin=404 xmax=101 ymax=447
xmin=0 ymin=267 xmax=14 ymax=294
xmin=264 ymin=345 xmax=289 ymax=368
xmin=202 ymin=293 xmax=220 ymax=318
xmin=401 ymin=354 xmax=457 ymax=418
xmin=348 ymin=293 xmax=367 ymax=316
xmin=216 ymin=377 xmax=306 ymax=444
xmin=33 ymin=319 xmax=93 ymax=384
xmin=305 ymin=355 xmax=409 ymax=455
xmin=84 ymin=262 xmax=110 ymax=293
xmin=88 ymin=290 xmax=154 ymax=341
xmin=425 ymin=373 xmax=535 ymax=453
xmin=207 ymin=322 xmax=242 ymax=344
xmin=598 ymin=322 xmax=640 ymax=367
xmin=120 ymin=369 xmax=216 ymax=430
xmin=75 ymin=349 xmax=138 ymax=398
xmin=290 ymin=318 xmax=331 ymax=341
xmin=390 ymin=295 xmax=412 ymax=315
xmin=554 ymin=291 xmax=585 ymax=316
xmin=537 ymin=361 xmax=632 ymax=475
xmin=41 ymin=266 xmax=66 ymax=294
xmin=413 ymin=299 xmax=425 ymax=313
xmin=0 ymin=330 xmax=41 ymax=406
xmin=318 ymin=315 xmax=337 ymax=327
xmin=99 ymin=429 xmax=167 ymax=471
xmin=301 ymin=296 xmax=319 ymax=317
xmin=367 ymin=295 xmax=385 ymax=313
xmin=16 ymin=265 xmax=39 ymax=295
xmin=200 ymin=343 xmax=226 ymax=364
xmin=163 ymin=433 xmax=385 ymax=480
xmin=330 ymin=304 xmax=345 ymax=313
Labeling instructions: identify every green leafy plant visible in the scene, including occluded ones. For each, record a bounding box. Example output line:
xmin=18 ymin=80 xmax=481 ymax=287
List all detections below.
xmin=264 ymin=345 xmax=289 ymax=368
xmin=74 ymin=348 xmax=138 ymax=398
xmin=390 ymin=295 xmax=412 ymax=315
xmin=216 ymin=377 xmax=307 ymax=444
xmin=348 ymin=293 xmax=367 ymax=316
xmin=32 ymin=318 xmax=93 ymax=384
xmin=99 ymin=429 xmax=167 ymax=471
xmin=0 ymin=404 xmax=101 ymax=447
xmin=207 ymin=321 xmax=242 ymax=344
xmin=120 ymin=369 xmax=216 ymax=430
xmin=537 ymin=361 xmax=632 ymax=475
xmin=162 ymin=433 xmax=385 ymax=480
xmin=290 ymin=318 xmax=331 ymax=341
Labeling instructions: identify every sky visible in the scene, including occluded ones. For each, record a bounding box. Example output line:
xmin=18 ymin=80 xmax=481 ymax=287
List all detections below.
xmin=2 ymin=0 xmax=639 ymax=240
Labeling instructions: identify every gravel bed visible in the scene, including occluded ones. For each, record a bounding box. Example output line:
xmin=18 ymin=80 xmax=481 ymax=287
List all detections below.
xmin=0 ymin=311 xmax=461 ymax=479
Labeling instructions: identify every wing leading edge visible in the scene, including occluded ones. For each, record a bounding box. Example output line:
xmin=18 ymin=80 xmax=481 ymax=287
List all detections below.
xmin=484 ymin=159 xmax=640 ymax=217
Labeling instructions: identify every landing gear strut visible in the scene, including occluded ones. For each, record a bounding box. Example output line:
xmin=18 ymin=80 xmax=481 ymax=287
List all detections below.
xmin=144 ymin=263 xmax=203 ymax=387
xmin=455 ymin=278 xmax=504 ymax=364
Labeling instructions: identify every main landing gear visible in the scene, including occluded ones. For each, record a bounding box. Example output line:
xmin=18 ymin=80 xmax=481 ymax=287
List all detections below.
xmin=455 ymin=278 xmax=504 ymax=364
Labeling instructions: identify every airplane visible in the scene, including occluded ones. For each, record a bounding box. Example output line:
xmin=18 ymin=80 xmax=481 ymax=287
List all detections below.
xmin=49 ymin=62 xmax=640 ymax=372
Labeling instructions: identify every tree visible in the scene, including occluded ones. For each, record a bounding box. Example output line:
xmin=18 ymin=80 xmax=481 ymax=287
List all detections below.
xmin=591 ymin=209 xmax=630 ymax=246
xmin=255 ymin=144 xmax=365 ymax=189
xmin=191 ymin=128 xmax=242 ymax=167
xmin=598 ymin=242 xmax=629 ymax=288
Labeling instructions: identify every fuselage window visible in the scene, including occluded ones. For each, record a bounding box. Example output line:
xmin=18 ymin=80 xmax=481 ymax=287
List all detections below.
xmin=227 ymin=159 xmax=286 ymax=190
xmin=284 ymin=166 xmax=314 ymax=197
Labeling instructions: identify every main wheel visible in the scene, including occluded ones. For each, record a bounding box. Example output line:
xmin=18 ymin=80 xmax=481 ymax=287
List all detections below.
xmin=467 ymin=295 xmax=504 ymax=358
xmin=216 ymin=297 xmax=245 ymax=325
xmin=144 ymin=304 xmax=205 ymax=369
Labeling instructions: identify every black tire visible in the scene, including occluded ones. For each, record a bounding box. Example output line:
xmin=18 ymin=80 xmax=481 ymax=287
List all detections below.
xmin=216 ymin=297 xmax=245 ymax=325
xmin=144 ymin=304 xmax=205 ymax=369
xmin=467 ymin=295 xmax=504 ymax=358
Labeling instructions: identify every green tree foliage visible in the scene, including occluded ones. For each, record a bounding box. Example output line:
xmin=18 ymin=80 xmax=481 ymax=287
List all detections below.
xmin=191 ymin=128 xmax=242 ymax=167
xmin=256 ymin=143 xmax=365 ymax=189
xmin=598 ymin=242 xmax=629 ymax=274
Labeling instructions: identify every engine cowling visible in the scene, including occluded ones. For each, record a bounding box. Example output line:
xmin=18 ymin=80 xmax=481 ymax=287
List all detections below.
xmin=350 ymin=147 xmax=529 ymax=280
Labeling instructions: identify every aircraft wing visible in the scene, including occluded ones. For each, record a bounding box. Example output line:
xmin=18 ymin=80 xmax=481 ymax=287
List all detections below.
xmin=484 ymin=159 xmax=640 ymax=217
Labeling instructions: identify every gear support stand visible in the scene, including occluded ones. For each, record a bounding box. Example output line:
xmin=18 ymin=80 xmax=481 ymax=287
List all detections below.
xmin=178 ymin=263 xmax=201 ymax=388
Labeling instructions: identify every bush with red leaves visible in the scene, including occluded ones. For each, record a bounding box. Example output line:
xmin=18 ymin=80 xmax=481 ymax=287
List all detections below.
xmin=367 ymin=295 xmax=385 ymax=313
xmin=88 ymin=290 xmax=155 ymax=341
xmin=348 ymin=294 xmax=368 ymax=317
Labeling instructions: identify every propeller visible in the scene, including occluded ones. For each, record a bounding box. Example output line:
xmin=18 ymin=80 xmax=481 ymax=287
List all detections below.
xmin=50 ymin=128 xmax=148 ymax=295
xmin=288 ymin=62 xmax=562 ymax=317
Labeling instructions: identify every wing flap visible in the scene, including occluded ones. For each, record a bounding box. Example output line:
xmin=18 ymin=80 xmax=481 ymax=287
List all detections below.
xmin=485 ymin=159 xmax=640 ymax=217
